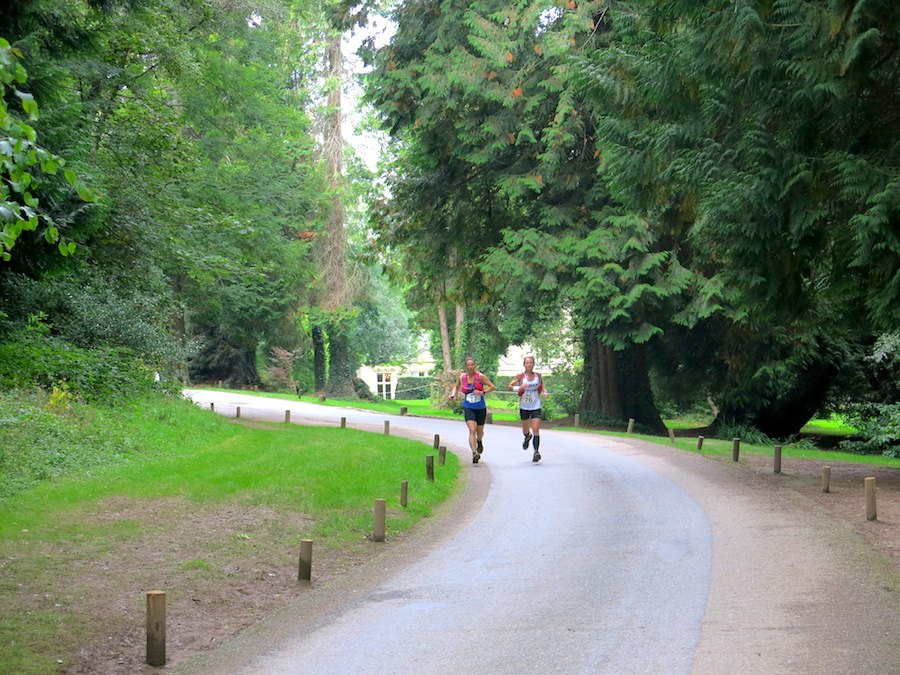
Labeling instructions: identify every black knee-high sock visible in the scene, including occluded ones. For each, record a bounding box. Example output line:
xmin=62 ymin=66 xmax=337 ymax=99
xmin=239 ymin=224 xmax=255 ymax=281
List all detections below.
xmin=533 ymin=435 xmax=540 ymax=450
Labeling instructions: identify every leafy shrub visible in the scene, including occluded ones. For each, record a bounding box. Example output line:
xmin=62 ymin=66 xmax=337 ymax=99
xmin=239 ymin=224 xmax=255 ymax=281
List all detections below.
xmin=578 ymin=411 xmax=628 ymax=429
xmin=264 ymin=346 xmax=297 ymax=393
xmin=0 ymin=320 xmax=158 ymax=404
xmin=539 ymin=372 xmax=581 ymax=417
xmin=396 ymin=376 xmax=431 ymax=400
xmin=713 ymin=422 xmax=774 ymax=446
xmin=431 ymin=370 xmax=461 ymax=413
xmin=0 ymin=272 xmax=183 ymax=372
xmin=838 ymin=402 xmax=900 ymax=456
xmin=0 ymin=389 xmax=139 ymax=498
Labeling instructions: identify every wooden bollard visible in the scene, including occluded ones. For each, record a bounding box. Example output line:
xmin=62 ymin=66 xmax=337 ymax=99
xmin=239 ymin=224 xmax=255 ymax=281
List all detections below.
xmin=697 ymin=435 xmax=704 ymax=451
xmin=236 ymin=406 xmax=241 ymax=419
xmin=426 ymin=454 xmax=434 ymax=482
xmin=400 ymin=481 xmax=408 ymax=507
xmin=374 ymin=499 xmax=386 ymax=542
xmin=667 ymin=428 xmax=676 ymax=444
xmin=298 ymin=539 xmax=313 ymax=583
xmin=773 ymin=445 xmax=782 ymax=474
xmin=284 ymin=409 xmax=291 ymax=424
xmin=627 ymin=418 xmax=635 ymax=434
xmin=438 ymin=446 xmax=446 ymax=466
xmin=384 ymin=420 xmax=390 ymax=435
xmin=865 ymin=477 xmax=877 ymax=521
xmin=574 ymin=413 xmax=580 ymax=428
xmin=340 ymin=416 xmax=346 ymax=428
xmin=400 ymin=406 xmax=408 ymax=416
xmin=146 ymin=590 xmax=166 ymax=667
xmin=486 ymin=412 xmax=493 ymax=424
xmin=731 ymin=438 xmax=741 ymax=462
xmin=822 ymin=466 xmax=831 ymax=493
xmin=433 ymin=434 xmax=440 ymax=449
xmin=318 ymin=395 xmax=326 ymax=402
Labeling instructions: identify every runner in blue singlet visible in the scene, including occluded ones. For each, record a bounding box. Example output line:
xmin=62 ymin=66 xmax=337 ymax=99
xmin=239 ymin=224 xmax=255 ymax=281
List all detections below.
xmin=448 ymin=357 xmax=496 ymax=464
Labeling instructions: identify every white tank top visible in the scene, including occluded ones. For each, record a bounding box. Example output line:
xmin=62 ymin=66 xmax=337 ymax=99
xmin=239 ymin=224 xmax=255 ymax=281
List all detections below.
xmin=519 ymin=373 xmax=542 ymax=411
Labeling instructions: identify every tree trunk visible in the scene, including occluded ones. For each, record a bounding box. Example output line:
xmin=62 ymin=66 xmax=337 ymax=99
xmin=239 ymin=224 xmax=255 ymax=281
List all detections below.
xmin=717 ymin=357 xmax=839 ymax=438
xmin=312 ymin=323 xmax=326 ymax=392
xmin=438 ymin=302 xmax=452 ymax=371
xmin=319 ymin=32 xmax=354 ymax=396
xmin=579 ymin=332 xmax=665 ymax=433
xmin=326 ymin=326 xmax=355 ymax=399
xmin=454 ymin=303 xmax=465 ymax=364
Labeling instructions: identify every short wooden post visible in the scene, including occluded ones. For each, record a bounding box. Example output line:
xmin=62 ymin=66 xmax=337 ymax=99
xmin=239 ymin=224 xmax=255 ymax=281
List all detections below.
xmin=384 ymin=420 xmax=390 ymax=435
xmin=486 ymin=412 xmax=493 ymax=424
xmin=298 ymin=539 xmax=313 ymax=583
xmin=318 ymin=395 xmax=326 ymax=402
xmin=822 ymin=466 xmax=831 ymax=493
xmin=433 ymin=434 xmax=440 ymax=449
xmin=574 ymin=413 xmax=580 ymax=428
xmin=340 ymin=416 xmax=346 ymax=428
xmin=731 ymin=438 xmax=741 ymax=462
xmin=146 ymin=590 xmax=166 ymax=667
xmin=438 ymin=446 xmax=446 ymax=466
xmin=400 ymin=481 xmax=408 ymax=507
xmin=400 ymin=406 xmax=408 ymax=416
xmin=627 ymin=418 xmax=635 ymax=434
xmin=667 ymin=428 xmax=676 ymax=444
xmin=236 ymin=406 xmax=241 ymax=419
xmin=773 ymin=445 xmax=782 ymax=474
xmin=374 ymin=499 xmax=386 ymax=542
xmin=697 ymin=435 xmax=704 ymax=451
xmin=284 ymin=409 xmax=291 ymax=424
xmin=209 ymin=402 xmax=214 ymax=411
xmin=865 ymin=477 xmax=877 ymax=521
xmin=217 ymin=379 xmax=222 ymax=388
xmin=426 ymin=454 xmax=435 ymax=482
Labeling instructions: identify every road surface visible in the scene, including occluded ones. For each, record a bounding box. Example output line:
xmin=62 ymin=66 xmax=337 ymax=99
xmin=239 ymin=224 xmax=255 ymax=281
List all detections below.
xmin=178 ymin=390 xmax=900 ymax=674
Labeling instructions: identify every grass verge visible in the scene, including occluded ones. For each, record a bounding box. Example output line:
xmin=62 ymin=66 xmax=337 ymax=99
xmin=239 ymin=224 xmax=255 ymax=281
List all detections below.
xmin=0 ymin=391 xmax=459 ymax=674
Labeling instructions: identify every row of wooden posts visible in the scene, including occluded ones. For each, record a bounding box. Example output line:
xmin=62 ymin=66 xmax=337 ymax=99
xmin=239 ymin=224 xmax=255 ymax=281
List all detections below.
xmin=147 ymin=411 xmax=447 ymax=667
xmin=614 ymin=414 xmax=882 ymax=524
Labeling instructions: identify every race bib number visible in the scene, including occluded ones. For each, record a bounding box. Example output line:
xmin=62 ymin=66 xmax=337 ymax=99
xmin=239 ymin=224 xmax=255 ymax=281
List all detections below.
xmin=522 ymin=392 xmax=536 ymax=404
xmin=465 ymin=393 xmax=481 ymax=404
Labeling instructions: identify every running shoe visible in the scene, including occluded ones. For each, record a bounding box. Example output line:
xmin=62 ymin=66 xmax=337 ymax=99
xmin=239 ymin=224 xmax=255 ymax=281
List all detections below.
xmin=473 ymin=451 xmax=481 ymax=464
xmin=522 ymin=433 xmax=532 ymax=450
xmin=532 ymin=449 xmax=541 ymax=462
xmin=477 ymin=439 xmax=484 ymax=454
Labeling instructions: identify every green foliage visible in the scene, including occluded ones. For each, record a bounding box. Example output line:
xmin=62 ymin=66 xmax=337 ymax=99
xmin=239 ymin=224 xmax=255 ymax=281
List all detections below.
xmin=0 ymin=38 xmax=96 ymax=260
xmin=578 ymin=411 xmax=629 ymax=429
xmin=0 ymin=316 xmax=161 ymax=404
xmin=712 ymin=422 xmax=776 ymax=447
xmin=349 ymin=268 xmax=416 ymax=367
xmin=0 ymin=271 xmax=182 ymax=370
xmin=396 ymin=376 xmax=430 ymax=400
xmin=839 ymin=403 xmax=900 ymax=457
xmin=0 ymin=388 xmax=142 ymax=498
xmin=539 ymin=372 xmax=581 ymax=417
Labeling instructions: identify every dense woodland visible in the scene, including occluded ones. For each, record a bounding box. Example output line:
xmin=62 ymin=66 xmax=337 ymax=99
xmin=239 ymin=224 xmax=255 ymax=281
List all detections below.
xmin=1 ymin=1 xmax=898 ymax=452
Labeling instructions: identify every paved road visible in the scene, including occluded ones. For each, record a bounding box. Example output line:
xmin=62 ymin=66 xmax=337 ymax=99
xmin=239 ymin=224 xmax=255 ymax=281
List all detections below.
xmin=178 ymin=391 xmax=900 ymax=674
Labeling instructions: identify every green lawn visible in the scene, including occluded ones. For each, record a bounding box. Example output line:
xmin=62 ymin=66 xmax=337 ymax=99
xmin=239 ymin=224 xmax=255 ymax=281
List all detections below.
xmin=0 ymin=392 xmax=459 ymax=674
